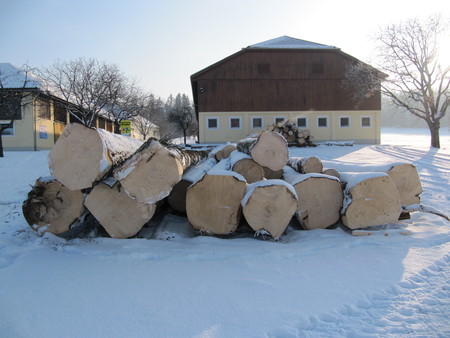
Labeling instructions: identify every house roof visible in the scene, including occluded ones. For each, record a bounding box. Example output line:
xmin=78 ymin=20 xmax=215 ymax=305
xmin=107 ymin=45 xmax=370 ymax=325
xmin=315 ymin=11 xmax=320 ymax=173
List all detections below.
xmin=247 ymin=36 xmax=338 ymax=50
xmin=0 ymin=63 xmax=43 ymax=89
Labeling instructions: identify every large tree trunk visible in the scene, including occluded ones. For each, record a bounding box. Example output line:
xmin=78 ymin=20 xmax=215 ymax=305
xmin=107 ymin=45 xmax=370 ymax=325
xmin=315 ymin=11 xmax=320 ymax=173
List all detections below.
xmin=48 ymin=123 xmax=142 ymax=191
xmin=237 ymin=131 xmax=289 ymax=171
xmin=322 ymin=161 xmax=422 ymax=205
xmin=113 ymin=139 xmax=209 ymax=204
xmin=283 ymin=167 xmax=343 ymax=230
xmin=287 ymin=156 xmax=323 ymax=174
xmin=22 ymin=177 xmax=85 ymax=235
xmin=168 ymin=158 xmax=217 ymax=213
xmin=186 ymin=169 xmax=247 ymax=235
xmin=242 ymin=180 xmax=297 ymax=239
xmin=340 ymin=172 xmax=401 ymax=229
xmin=427 ymin=119 xmax=440 ymax=148
xmin=84 ymin=182 xmax=156 ymax=239
xmin=229 ymin=151 xmax=264 ymax=183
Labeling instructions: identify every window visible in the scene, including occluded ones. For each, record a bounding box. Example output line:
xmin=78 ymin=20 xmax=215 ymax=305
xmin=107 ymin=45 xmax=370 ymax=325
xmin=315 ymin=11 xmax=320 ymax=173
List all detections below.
xmin=54 ymin=103 xmax=67 ymax=123
xmin=361 ymin=116 xmax=372 ymax=127
xmin=0 ymin=122 xmax=14 ymax=136
xmin=317 ymin=117 xmax=328 ymax=128
xmin=312 ymin=63 xmax=324 ymax=74
xmin=252 ymin=117 xmax=263 ymax=129
xmin=229 ymin=117 xmax=241 ymax=129
xmin=296 ymin=117 xmax=308 ymax=128
xmin=340 ymin=116 xmax=350 ymax=128
xmin=37 ymin=100 xmax=51 ymax=120
xmin=274 ymin=116 xmax=286 ymax=124
xmin=207 ymin=117 xmax=219 ymax=129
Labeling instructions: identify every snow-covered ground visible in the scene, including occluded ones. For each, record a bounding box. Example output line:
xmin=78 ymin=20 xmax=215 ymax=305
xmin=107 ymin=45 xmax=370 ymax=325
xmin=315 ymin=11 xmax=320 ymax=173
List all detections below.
xmin=1 ymin=128 xmax=449 ymax=337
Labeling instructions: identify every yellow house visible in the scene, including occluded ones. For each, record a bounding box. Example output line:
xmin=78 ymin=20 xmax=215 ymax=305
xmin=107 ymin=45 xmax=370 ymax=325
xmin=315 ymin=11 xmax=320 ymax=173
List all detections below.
xmin=191 ymin=36 xmax=383 ymax=144
xmin=1 ymin=63 xmax=156 ymax=151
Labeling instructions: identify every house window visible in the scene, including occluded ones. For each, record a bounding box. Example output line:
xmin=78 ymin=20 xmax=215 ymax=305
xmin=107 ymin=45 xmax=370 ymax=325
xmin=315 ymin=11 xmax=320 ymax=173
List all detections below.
xmin=54 ymin=103 xmax=67 ymax=123
xmin=312 ymin=63 xmax=324 ymax=74
xmin=317 ymin=117 xmax=328 ymax=128
xmin=252 ymin=117 xmax=263 ymax=129
xmin=0 ymin=122 xmax=14 ymax=136
xmin=361 ymin=116 xmax=372 ymax=127
xmin=274 ymin=116 xmax=286 ymax=124
xmin=229 ymin=117 xmax=241 ymax=129
xmin=207 ymin=117 xmax=219 ymax=129
xmin=297 ymin=117 xmax=308 ymax=128
xmin=37 ymin=100 xmax=51 ymax=120
xmin=340 ymin=116 xmax=351 ymax=128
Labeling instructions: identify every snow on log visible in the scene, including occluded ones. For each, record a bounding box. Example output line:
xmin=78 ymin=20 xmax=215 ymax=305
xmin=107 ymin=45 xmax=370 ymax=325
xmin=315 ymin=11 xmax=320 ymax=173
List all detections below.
xmin=287 ymin=156 xmax=323 ymax=174
xmin=85 ymin=182 xmax=156 ymax=238
xmin=340 ymin=172 xmax=401 ymax=229
xmin=168 ymin=158 xmax=217 ymax=213
xmin=283 ymin=167 xmax=343 ymax=230
xmin=236 ymin=131 xmax=289 ymax=171
xmin=48 ymin=123 xmax=142 ymax=191
xmin=229 ymin=151 xmax=264 ymax=183
xmin=186 ymin=164 xmax=247 ymax=235
xmin=322 ymin=161 xmax=422 ymax=205
xmin=113 ymin=140 xmax=209 ymax=204
xmin=241 ymin=179 xmax=297 ymax=239
xmin=22 ymin=177 xmax=85 ymax=235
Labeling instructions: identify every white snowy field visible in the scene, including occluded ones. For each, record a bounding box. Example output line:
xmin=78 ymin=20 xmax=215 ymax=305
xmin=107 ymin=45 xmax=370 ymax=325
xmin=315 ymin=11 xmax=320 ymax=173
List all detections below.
xmin=1 ymin=128 xmax=449 ymax=338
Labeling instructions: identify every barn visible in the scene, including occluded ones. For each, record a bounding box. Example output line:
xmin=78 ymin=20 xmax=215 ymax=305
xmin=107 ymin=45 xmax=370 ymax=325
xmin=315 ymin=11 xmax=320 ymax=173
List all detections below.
xmin=191 ymin=36 xmax=383 ymax=144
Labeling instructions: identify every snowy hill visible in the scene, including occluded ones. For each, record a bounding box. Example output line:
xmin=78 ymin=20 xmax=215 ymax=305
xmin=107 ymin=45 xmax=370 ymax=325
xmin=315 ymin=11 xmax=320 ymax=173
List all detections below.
xmin=0 ymin=129 xmax=449 ymax=337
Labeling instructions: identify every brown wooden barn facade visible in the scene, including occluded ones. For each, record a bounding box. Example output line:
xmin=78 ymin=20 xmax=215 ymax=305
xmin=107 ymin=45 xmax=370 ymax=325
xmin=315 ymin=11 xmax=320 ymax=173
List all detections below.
xmin=191 ymin=36 xmax=382 ymax=144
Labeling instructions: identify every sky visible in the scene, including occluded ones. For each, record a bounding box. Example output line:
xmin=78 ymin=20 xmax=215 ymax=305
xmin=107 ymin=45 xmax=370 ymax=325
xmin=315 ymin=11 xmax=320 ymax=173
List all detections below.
xmin=1 ymin=0 xmax=449 ymax=99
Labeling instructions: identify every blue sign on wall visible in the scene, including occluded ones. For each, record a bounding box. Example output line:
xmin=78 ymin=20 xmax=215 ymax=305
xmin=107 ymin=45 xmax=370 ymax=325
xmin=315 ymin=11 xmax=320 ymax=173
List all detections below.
xmin=39 ymin=125 xmax=48 ymax=139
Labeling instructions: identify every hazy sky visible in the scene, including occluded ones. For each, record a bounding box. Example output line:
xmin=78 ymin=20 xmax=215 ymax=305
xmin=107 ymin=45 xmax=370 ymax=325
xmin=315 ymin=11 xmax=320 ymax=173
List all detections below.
xmin=1 ymin=0 xmax=449 ymax=99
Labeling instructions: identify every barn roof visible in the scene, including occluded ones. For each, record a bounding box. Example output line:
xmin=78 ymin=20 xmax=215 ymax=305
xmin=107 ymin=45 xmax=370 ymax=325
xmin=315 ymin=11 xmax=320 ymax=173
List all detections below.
xmin=0 ymin=63 xmax=43 ymax=89
xmin=247 ymin=36 xmax=338 ymax=50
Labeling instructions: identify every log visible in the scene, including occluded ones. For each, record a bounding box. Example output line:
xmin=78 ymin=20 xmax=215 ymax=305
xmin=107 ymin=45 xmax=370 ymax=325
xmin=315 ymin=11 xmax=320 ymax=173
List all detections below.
xmin=229 ymin=151 xmax=264 ymax=183
xmin=85 ymin=182 xmax=156 ymax=238
xmin=322 ymin=168 xmax=340 ymax=179
xmin=340 ymin=172 xmax=401 ymax=229
xmin=283 ymin=167 xmax=343 ymax=230
xmin=242 ymin=180 xmax=297 ymax=239
xmin=322 ymin=161 xmax=422 ymax=205
xmin=186 ymin=168 xmax=247 ymax=235
xmin=236 ymin=131 xmax=289 ymax=171
xmin=48 ymin=123 xmax=142 ymax=191
xmin=221 ymin=145 xmax=237 ymax=159
xmin=22 ymin=177 xmax=85 ymax=235
xmin=262 ymin=166 xmax=283 ymax=179
xmin=113 ymin=140 xmax=209 ymax=204
xmin=287 ymin=156 xmax=323 ymax=174
xmin=168 ymin=158 xmax=217 ymax=213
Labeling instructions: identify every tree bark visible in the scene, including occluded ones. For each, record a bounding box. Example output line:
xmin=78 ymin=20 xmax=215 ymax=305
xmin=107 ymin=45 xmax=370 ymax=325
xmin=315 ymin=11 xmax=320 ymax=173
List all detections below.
xmin=427 ymin=120 xmax=440 ymax=148
xmin=283 ymin=167 xmax=343 ymax=230
xmin=48 ymin=123 xmax=142 ymax=191
xmin=22 ymin=177 xmax=85 ymax=235
xmin=242 ymin=180 xmax=297 ymax=239
xmin=186 ymin=170 xmax=247 ymax=235
xmin=340 ymin=172 xmax=401 ymax=229
xmin=236 ymin=131 xmax=289 ymax=171
xmin=85 ymin=182 xmax=156 ymax=238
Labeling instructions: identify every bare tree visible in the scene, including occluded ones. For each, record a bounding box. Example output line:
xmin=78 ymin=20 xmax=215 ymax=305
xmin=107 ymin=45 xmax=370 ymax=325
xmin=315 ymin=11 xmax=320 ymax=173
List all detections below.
xmin=0 ymin=64 xmax=36 ymax=157
xmin=40 ymin=58 xmax=124 ymax=127
xmin=344 ymin=15 xmax=450 ymax=148
xmin=168 ymin=106 xmax=193 ymax=145
xmin=133 ymin=94 xmax=164 ymax=140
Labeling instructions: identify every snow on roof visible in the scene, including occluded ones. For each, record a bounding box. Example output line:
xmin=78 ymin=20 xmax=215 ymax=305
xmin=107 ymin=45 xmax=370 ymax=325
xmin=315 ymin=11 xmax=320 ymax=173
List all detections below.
xmin=0 ymin=63 xmax=43 ymax=89
xmin=247 ymin=36 xmax=338 ymax=50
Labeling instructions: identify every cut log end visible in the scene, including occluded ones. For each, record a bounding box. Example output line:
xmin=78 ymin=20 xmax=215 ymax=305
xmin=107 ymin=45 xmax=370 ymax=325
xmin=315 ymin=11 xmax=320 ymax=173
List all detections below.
xmin=232 ymin=158 xmax=264 ymax=183
xmin=250 ymin=131 xmax=289 ymax=171
xmin=22 ymin=177 xmax=85 ymax=235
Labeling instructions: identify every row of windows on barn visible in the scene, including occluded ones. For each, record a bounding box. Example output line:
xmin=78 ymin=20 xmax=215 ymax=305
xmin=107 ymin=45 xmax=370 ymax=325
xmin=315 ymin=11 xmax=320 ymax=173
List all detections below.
xmin=206 ymin=116 xmax=372 ymax=130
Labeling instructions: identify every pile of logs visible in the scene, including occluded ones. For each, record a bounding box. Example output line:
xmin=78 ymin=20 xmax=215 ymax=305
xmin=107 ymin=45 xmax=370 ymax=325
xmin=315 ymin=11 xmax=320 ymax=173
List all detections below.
xmin=23 ymin=123 xmax=445 ymax=242
xmin=268 ymin=119 xmax=315 ymax=147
